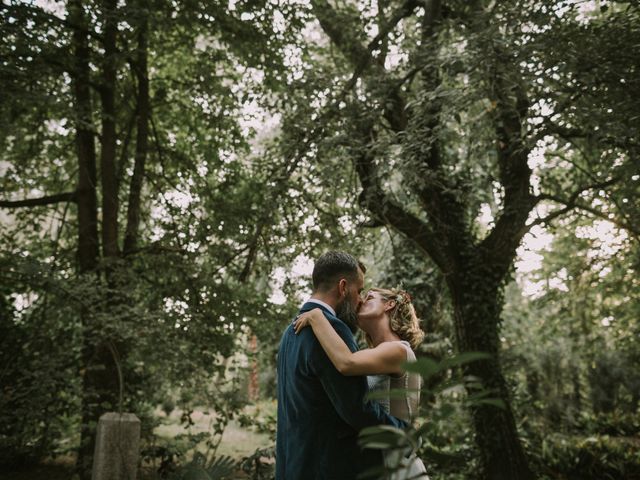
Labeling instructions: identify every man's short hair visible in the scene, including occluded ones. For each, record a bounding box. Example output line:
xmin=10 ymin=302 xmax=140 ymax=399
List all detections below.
xmin=312 ymin=251 xmax=366 ymax=292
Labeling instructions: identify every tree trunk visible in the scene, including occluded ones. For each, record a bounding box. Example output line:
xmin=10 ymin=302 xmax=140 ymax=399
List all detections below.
xmin=448 ymin=264 xmax=534 ymax=480
xmin=70 ymin=1 xmax=123 ymax=476
xmin=99 ymin=0 xmax=120 ymax=259
xmin=124 ymin=3 xmax=149 ymax=255
xmin=571 ymin=366 xmax=582 ymax=414
xmin=68 ymin=1 xmax=102 ymax=476
xmin=69 ymin=0 xmax=99 ymax=275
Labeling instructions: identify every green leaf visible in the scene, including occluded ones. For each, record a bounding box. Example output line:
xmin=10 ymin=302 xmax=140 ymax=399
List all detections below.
xmin=471 ymin=398 xmax=506 ymax=410
xmin=404 ymin=357 xmax=441 ymax=378
xmin=441 ymin=352 xmax=492 ymax=369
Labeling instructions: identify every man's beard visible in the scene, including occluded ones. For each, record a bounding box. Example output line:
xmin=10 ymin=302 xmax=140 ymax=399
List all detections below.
xmin=336 ymin=298 xmax=359 ymax=334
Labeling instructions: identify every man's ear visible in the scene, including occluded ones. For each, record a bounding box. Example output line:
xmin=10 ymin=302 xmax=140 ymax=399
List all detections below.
xmin=338 ymin=278 xmax=347 ymax=298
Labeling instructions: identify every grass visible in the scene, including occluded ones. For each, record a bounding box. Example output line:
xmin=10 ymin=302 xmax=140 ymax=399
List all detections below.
xmin=153 ymin=407 xmax=271 ymax=457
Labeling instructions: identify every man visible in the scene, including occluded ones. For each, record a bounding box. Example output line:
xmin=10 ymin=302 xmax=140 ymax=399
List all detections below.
xmin=276 ymin=251 xmax=407 ymax=479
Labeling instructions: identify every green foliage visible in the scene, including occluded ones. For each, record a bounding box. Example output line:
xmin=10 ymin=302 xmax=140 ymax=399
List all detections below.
xmin=2 ymin=0 xmax=640 ymax=478
xmin=0 ymin=256 xmax=82 ymax=465
xmin=0 ymin=0 xmax=314 ymax=468
xmin=360 ymin=351 xmax=503 ymax=479
xmin=502 ymin=213 xmax=640 ymax=423
xmin=237 ymin=401 xmax=277 ymax=441
xmin=537 ymin=433 xmax=640 ymax=480
xmin=500 ymin=211 xmax=640 ymax=479
xmin=576 ymin=411 xmax=640 ymax=438
xmin=416 ymin=400 xmax=478 ymax=479
xmin=167 ymin=452 xmax=237 ymax=480
xmin=239 ymin=446 xmax=275 ymax=480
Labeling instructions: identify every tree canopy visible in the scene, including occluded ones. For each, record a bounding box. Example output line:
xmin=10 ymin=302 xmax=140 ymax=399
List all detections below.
xmin=1 ymin=1 xmax=639 ymax=479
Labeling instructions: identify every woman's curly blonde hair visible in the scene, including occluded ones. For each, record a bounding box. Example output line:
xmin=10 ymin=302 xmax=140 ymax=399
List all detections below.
xmin=366 ymin=287 xmax=425 ymax=350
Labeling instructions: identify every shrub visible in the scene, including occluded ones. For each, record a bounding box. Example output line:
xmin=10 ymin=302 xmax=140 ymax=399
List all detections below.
xmin=538 ymin=433 xmax=640 ymax=480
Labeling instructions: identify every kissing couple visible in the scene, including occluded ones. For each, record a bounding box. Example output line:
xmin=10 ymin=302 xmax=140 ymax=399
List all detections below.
xmin=276 ymin=251 xmax=428 ymax=479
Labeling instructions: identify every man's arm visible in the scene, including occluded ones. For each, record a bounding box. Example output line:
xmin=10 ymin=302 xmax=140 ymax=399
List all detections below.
xmin=308 ymin=315 xmax=408 ymax=431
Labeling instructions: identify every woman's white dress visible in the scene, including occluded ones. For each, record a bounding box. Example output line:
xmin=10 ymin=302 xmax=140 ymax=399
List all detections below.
xmin=367 ymin=340 xmax=429 ymax=480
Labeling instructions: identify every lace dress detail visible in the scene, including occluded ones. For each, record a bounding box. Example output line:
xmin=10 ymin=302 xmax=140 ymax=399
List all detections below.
xmin=367 ymin=341 xmax=428 ymax=479
xmin=367 ymin=341 xmax=421 ymax=422
xmin=367 ymin=374 xmax=390 ymax=413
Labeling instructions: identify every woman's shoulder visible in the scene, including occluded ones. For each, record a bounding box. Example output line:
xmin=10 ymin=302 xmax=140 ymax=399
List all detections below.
xmin=373 ymin=341 xmax=410 ymax=366
xmin=395 ymin=340 xmax=417 ymax=361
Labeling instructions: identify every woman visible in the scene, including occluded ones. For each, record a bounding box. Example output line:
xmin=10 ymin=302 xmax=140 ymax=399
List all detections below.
xmin=294 ymin=287 xmax=428 ymax=480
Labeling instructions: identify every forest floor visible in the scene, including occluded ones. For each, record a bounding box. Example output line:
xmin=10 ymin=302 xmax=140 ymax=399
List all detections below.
xmin=0 ymin=404 xmax=273 ymax=480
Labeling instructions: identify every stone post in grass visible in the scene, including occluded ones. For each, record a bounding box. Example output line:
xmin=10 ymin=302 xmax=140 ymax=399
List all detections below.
xmin=91 ymin=412 xmax=141 ymax=480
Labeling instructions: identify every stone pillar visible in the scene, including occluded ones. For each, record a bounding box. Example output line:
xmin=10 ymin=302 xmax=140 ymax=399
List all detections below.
xmin=92 ymin=412 xmax=141 ymax=480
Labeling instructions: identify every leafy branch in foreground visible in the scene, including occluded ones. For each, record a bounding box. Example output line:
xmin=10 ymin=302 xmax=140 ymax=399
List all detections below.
xmin=361 ymin=352 xmax=505 ymax=479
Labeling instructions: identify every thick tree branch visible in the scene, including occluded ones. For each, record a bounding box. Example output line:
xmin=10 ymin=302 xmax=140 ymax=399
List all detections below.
xmin=479 ymin=38 xmax=537 ymax=266
xmin=480 ymin=176 xmax=536 ymax=267
xmin=354 ymin=136 xmax=449 ymax=272
xmin=69 ymin=0 xmax=99 ymax=273
xmin=124 ymin=4 xmax=150 ymax=256
xmin=413 ymin=0 xmax=452 ymax=208
xmin=376 ymin=0 xmax=391 ymax=64
xmin=310 ymin=0 xmax=367 ymax=66
xmin=115 ymin=100 xmax=138 ymax=193
xmin=357 ymin=0 xmax=419 ymax=74
xmin=541 ymin=176 xmax=621 ymax=204
xmin=520 ymin=173 xmax=635 ymax=235
xmin=406 ymin=2 xmax=479 ymax=266
xmin=525 ymin=205 xmax=573 ymax=231
xmin=538 ymin=118 xmax=639 ymax=155
xmin=536 ymin=120 xmax=587 ymax=143
xmin=312 ymin=0 xmax=461 ymax=271
xmin=238 ymin=224 xmax=263 ymax=283
xmin=0 ymin=191 xmax=77 ymax=209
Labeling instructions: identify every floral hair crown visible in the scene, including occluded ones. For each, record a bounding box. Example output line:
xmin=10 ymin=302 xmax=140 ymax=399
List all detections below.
xmin=394 ymin=290 xmax=412 ymax=305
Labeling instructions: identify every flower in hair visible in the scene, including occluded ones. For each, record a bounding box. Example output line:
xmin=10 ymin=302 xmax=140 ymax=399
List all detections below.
xmin=395 ymin=290 xmax=412 ymax=304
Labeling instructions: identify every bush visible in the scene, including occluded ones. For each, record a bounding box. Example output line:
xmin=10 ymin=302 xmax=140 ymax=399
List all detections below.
xmin=0 ymin=294 xmax=81 ymax=466
xmin=538 ymin=433 xmax=640 ymax=480
xmin=240 ymin=446 xmax=275 ymax=480
xmin=574 ymin=411 xmax=640 ymax=437
xmin=236 ymin=401 xmax=277 ymax=441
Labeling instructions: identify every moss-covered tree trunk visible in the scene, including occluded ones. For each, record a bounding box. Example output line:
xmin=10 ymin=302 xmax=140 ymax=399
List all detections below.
xmin=448 ymin=262 xmax=533 ymax=480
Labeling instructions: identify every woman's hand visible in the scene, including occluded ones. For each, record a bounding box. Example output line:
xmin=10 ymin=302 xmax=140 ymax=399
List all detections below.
xmin=294 ymin=307 xmax=324 ymax=334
